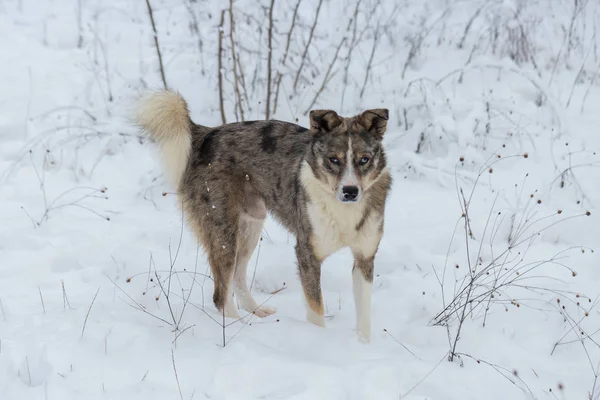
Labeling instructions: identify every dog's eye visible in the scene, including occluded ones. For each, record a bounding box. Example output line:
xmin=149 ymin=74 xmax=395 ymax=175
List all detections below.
xmin=329 ymin=157 xmax=340 ymax=165
xmin=359 ymin=156 xmax=370 ymax=165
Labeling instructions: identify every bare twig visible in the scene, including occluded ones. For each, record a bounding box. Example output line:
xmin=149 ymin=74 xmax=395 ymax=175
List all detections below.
xmin=360 ymin=25 xmax=380 ymax=99
xmin=304 ymin=37 xmax=346 ymax=114
xmin=76 ymin=0 xmax=83 ymax=48
xmin=400 ymin=353 xmax=447 ymax=399
xmin=38 ymin=286 xmax=46 ymax=314
xmin=218 ymin=10 xmax=227 ymax=124
xmin=340 ymin=0 xmax=363 ymax=111
xmin=265 ymin=0 xmax=275 ymax=119
xmin=81 ymin=287 xmax=100 ymax=338
xmin=457 ymin=353 xmax=535 ymax=398
xmin=185 ymin=0 xmax=205 ymax=73
xmin=273 ymin=0 xmax=302 ymax=114
xmin=383 ymin=329 xmax=421 ymax=360
xmin=0 ymin=298 xmax=6 ymax=321
xmin=458 ymin=4 xmax=484 ymax=49
xmin=62 ymin=280 xmax=73 ymax=311
xmin=292 ymin=0 xmax=324 ymax=92
xmin=107 ymin=275 xmax=174 ymax=326
xmin=228 ymin=1 xmax=245 ymax=121
xmin=172 ymin=349 xmax=184 ymax=400
xmin=144 ymin=0 xmax=168 ymax=89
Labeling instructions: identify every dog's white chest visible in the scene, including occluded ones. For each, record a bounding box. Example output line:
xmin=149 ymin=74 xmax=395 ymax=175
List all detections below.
xmin=306 ymin=199 xmax=365 ymax=259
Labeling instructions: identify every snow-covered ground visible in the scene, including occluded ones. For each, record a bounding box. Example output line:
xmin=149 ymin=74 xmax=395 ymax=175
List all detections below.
xmin=1 ymin=0 xmax=600 ymax=399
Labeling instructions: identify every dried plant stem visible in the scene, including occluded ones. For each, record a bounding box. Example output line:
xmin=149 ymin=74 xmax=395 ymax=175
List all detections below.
xmin=218 ymin=10 xmax=227 ymax=124
xmin=305 ymin=37 xmax=346 ymax=114
xmin=172 ymin=349 xmax=184 ymax=400
xmin=340 ymin=0 xmax=363 ymax=111
xmin=38 ymin=286 xmax=46 ymax=314
xmin=273 ymin=0 xmax=302 ymax=114
xmin=360 ymin=24 xmax=380 ymax=99
xmin=228 ymin=0 xmax=245 ymax=121
xmin=81 ymin=287 xmax=100 ymax=338
xmin=457 ymin=5 xmax=484 ymax=49
xmin=265 ymin=0 xmax=275 ymax=119
xmin=292 ymin=0 xmax=324 ymax=92
xmin=0 ymin=298 xmax=6 ymax=322
xmin=76 ymin=0 xmax=83 ymax=48
xmin=62 ymin=280 xmax=73 ymax=311
xmin=222 ymin=307 xmax=226 ymax=347
xmin=144 ymin=0 xmax=168 ymax=89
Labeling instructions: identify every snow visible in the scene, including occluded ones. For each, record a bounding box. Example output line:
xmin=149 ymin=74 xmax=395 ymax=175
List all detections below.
xmin=1 ymin=0 xmax=600 ymax=399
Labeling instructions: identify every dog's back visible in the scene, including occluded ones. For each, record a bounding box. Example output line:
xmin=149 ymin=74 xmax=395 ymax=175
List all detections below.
xmin=183 ymin=120 xmax=313 ymax=233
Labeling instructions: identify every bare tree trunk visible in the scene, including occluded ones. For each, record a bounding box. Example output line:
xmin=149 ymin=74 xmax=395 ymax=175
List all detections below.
xmin=144 ymin=0 xmax=168 ymax=90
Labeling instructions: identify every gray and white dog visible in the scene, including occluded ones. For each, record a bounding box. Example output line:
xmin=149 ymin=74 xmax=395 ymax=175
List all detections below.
xmin=136 ymin=90 xmax=391 ymax=342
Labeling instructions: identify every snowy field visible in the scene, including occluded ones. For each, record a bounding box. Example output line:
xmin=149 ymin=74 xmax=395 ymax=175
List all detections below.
xmin=1 ymin=0 xmax=600 ymax=399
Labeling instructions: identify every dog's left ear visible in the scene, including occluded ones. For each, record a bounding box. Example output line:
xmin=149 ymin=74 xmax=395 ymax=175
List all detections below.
xmin=309 ymin=110 xmax=342 ymax=134
xmin=358 ymin=109 xmax=389 ymax=138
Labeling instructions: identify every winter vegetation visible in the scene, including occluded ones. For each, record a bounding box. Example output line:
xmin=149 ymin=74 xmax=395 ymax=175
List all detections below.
xmin=1 ymin=0 xmax=600 ymax=398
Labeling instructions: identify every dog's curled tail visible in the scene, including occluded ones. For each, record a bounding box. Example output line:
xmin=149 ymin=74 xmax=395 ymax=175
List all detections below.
xmin=135 ymin=90 xmax=192 ymax=188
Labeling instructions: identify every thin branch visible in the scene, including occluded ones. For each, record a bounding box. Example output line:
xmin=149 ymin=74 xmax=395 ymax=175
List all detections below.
xmin=38 ymin=286 xmax=46 ymax=314
xmin=360 ymin=24 xmax=380 ymax=99
xmin=81 ymin=287 xmax=101 ymax=338
xmin=62 ymin=280 xmax=73 ymax=311
xmin=273 ymin=0 xmax=302 ymax=114
xmin=265 ymin=0 xmax=275 ymax=119
xmin=218 ymin=10 xmax=227 ymax=124
xmin=383 ymin=329 xmax=421 ymax=360
xmin=144 ymin=0 xmax=168 ymax=89
xmin=228 ymin=1 xmax=245 ymax=121
xmin=292 ymin=0 xmax=324 ymax=92
xmin=304 ymin=37 xmax=346 ymax=114
xmin=340 ymin=0 xmax=363 ymax=111
xmin=172 ymin=349 xmax=184 ymax=400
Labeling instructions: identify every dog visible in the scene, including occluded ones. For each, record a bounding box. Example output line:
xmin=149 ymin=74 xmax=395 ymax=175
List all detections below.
xmin=135 ymin=90 xmax=391 ymax=342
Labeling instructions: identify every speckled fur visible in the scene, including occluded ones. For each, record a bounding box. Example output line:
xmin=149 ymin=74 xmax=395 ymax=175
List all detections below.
xmin=136 ymin=90 xmax=392 ymax=341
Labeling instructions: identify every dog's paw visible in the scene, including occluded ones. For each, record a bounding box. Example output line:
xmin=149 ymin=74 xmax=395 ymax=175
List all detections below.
xmin=223 ymin=303 xmax=241 ymax=320
xmin=356 ymin=330 xmax=371 ymax=344
xmin=252 ymin=306 xmax=276 ymax=318
xmin=306 ymin=310 xmax=326 ymax=327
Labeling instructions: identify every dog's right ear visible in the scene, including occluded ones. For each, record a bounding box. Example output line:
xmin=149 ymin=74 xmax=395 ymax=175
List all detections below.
xmin=309 ymin=110 xmax=342 ymax=134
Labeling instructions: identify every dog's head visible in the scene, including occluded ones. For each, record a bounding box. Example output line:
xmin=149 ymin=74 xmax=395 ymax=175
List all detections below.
xmin=307 ymin=108 xmax=389 ymax=203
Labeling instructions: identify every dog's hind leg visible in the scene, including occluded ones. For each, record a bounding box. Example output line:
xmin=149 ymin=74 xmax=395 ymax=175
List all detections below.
xmin=206 ymin=222 xmax=241 ymax=319
xmin=234 ymin=216 xmax=276 ymax=318
xmin=233 ymin=183 xmax=276 ymax=318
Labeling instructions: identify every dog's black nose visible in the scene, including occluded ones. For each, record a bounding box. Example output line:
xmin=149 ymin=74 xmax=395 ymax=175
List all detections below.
xmin=342 ymin=186 xmax=359 ymax=201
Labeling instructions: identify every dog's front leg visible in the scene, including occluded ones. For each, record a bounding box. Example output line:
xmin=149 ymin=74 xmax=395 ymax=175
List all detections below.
xmin=295 ymin=240 xmax=325 ymax=327
xmin=352 ymin=253 xmax=375 ymax=343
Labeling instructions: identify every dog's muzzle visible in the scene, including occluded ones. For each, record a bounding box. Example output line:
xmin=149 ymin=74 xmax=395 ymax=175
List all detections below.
xmin=338 ymin=185 xmax=361 ymax=203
